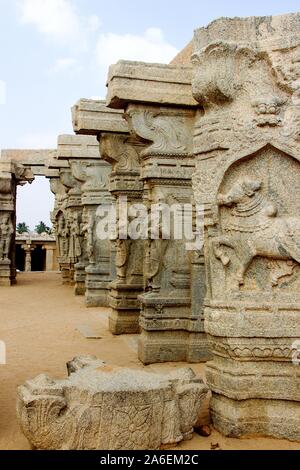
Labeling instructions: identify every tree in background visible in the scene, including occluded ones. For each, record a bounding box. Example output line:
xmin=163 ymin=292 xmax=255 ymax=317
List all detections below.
xmin=16 ymin=222 xmax=29 ymax=234
xmin=35 ymin=221 xmax=52 ymax=235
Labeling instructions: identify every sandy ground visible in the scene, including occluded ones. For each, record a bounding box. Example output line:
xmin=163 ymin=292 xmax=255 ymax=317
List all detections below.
xmin=0 ymin=272 xmax=299 ymax=451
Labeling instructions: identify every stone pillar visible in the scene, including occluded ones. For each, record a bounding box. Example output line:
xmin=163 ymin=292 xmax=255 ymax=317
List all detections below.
xmin=22 ymin=242 xmax=35 ymax=272
xmin=43 ymin=244 xmax=56 ymax=271
xmin=57 ymin=135 xmax=91 ymax=295
xmin=47 ymin=162 xmax=72 ymax=285
xmin=58 ymin=133 xmax=114 ymax=306
xmin=0 ymin=165 xmax=15 ymax=285
xmin=58 ymin=166 xmax=82 ymax=287
xmin=192 ymin=13 xmax=300 ymax=440
xmin=72 ymin=99 xmax=145 ymax=332
xmin=100 ymin=132 xmax=145 ymax=334
xmin=106 ymin=61 xmax=210 ymax=363
xmin=0 ymin=160 xmax=33 ymax=285
xmin=80 ymin=161 xmax=113 ymax=307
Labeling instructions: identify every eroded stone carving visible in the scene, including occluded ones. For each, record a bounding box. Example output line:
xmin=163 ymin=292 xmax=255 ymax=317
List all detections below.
xmin=100 ymin=130 xmax=145 ymax=334
xmin=0 ymin=213 xmax=13 ymax=261
xmin=214 ymin=177 xmax=300 ymax=288
xmin=56 ymin=211 xmax=69 ymax=259
xmin=65 ymin=137 xmax=114 ymax=307
xmin=103 ymin=59 xmax=210 ymax=361
xmin=123 ymin=102 xmax=208 ymax=364
xmin=17 ymin=356 xmax=208 ymax=450
xmin=192 ymin=13 xmax=300 ymax=441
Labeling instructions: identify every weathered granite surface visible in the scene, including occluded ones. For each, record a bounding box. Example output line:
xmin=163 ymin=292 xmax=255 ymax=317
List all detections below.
xmin=56 ymin=134 xmax=113 ymax=304
xmin=192 ymin=12 xmax=300 ymax=441
xmin=106 ymin=61 xmax=210 ymax=364
xmin=17 ymin=356 xmax=208 ymax=450
xmin=72 ymin=99 xmax=144 ymax=333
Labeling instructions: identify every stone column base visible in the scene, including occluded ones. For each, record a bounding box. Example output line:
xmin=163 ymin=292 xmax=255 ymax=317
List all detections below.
xmin=210 ymin=394 xmax=300 ymax=442
xmin=60 ymin=263 xmax=71 ymax=285
xmin=138 ymin=330 xmax=210 ymax=365
xmin=205 ymin=304 xmax=300 ymax=441
xmin=85 ymin=265 xmax=110 ymax=307
xmin=138 ymin=294 xmax=211 ymax=364
xmin=0 ymin=260 xmax=12 ymax=286
xmin=69 ymin=263 xmax=75 ymax=286
xmin=74 ymin=262 xmax=86 ymax=296
xmin=108 ymin=281 xmax=143 ymax=334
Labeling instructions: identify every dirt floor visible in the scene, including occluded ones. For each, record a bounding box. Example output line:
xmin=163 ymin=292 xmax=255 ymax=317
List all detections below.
xmin=0 ymin=272 xmax=299 ymax=451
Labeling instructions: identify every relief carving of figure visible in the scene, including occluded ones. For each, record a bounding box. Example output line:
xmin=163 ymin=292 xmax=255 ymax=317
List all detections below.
xmin=56 ymin=214 xmax=69 ymax=259
xmin=82 ymin=213 xmax=95 ymax=264
xmin=115 ymin=210 xmax=144 ymax=284
xmin=68 ymin=213 xmax=82 ymax=260
xmin=115 ymin=239 xmax=131 ymax=281
xmin=213 ymin=177 xmax=300 ymax=286
xmin=144 ymin=195 xmax=172 ymax=292
xmin=0 ymin=213 xmax=13 ymax=261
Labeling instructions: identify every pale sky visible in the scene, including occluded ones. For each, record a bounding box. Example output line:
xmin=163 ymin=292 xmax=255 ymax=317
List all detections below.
xmin=1 ymin=0 xmax=300 ymax=229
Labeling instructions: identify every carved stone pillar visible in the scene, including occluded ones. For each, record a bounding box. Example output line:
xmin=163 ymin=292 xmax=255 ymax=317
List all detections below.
xmin=192 ymin=13 xmax=300 ymax=440
xmin=100 ymin=132 xmax=145 ymax=334
xmin=0 ymin=169 xmax=15 ymax=285
xmin=107 ymin=61 xmax=210 ymax=363
xmin=72 ymin=99 xmax=145 ymax=332
xmin=58 ymin=167 xmax=82 ymax=287
xmin=57 ymin=135 xmax=101 ymax=296
xmin=22 ymin=242 xmax=35 ymax=272
xmin=59 ymin=132 xmax=114 ymax=307
xmin=47 ymin=161 xmax=72 ymax=285
xmin=0 ymin=160 xmax=33 ymax=285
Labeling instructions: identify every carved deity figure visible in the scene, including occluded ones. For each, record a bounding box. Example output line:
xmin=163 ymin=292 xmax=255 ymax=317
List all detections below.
xmin=56 ymin=213 xmax=69 ymax=259
xmin=213 ymin=177 xmax=300 ymax=286
xmin=144 ymin=195 xmax=172 ymax=292
xmin=68 ymin=213 xmax=82 ymax=260
xmin=82 ymin=213 xmax=95 ymax=264
xmin=0 ymin=213 xmax=13 ymax=261
xmin=114 ymin=209 xmax=144 ymax=283
xmin=115 ymin=239 xmax=131 ymax=281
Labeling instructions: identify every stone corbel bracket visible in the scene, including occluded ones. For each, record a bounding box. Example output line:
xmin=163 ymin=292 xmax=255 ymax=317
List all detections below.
xmin=72 ymin=99 xmax=142 ymax=194
xmin=105 ymin=61 xmax=199 ymax=182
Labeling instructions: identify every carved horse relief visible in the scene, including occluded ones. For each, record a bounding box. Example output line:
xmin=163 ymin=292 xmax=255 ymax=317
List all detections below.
xmin=213 ymin=176 xmax=300 ymax=287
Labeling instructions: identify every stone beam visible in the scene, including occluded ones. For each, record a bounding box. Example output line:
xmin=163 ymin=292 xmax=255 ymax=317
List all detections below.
xmin=47 ymin=159 xmax=70 ymax=170
xmin=57 ymin=134 xmax=100 ymax=160
xmin=106 ymin=60 xmax=198 ymax=109
xmin=1 ymin=149 xmax=57 ymax=176
xmin=72 ymin=99 xmax=128 ymax=135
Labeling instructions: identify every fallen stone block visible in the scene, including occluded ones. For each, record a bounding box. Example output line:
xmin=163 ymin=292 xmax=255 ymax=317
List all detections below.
xmin=17 ymin=356 xmax=209 ymax=450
